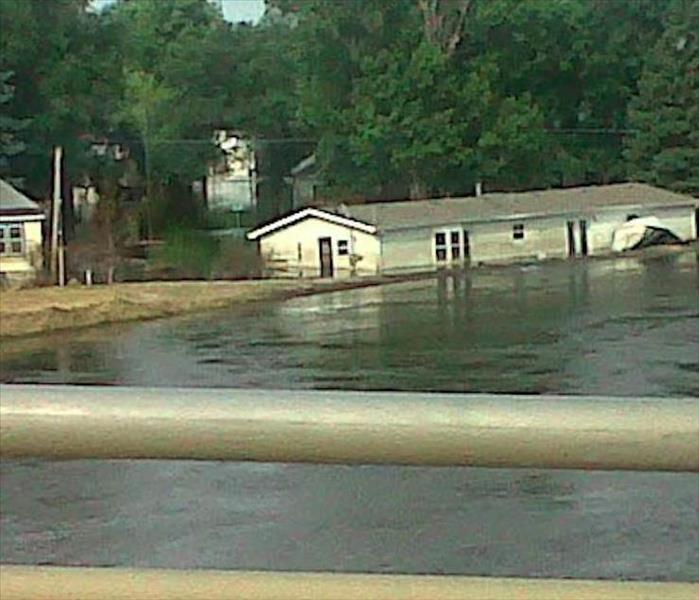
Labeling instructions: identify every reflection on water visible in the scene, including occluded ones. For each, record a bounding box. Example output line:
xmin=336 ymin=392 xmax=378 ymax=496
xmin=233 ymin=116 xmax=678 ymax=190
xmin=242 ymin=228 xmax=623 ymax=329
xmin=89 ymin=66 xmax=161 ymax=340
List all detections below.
xmin=2 ymin=253 xmax=698 ymax=396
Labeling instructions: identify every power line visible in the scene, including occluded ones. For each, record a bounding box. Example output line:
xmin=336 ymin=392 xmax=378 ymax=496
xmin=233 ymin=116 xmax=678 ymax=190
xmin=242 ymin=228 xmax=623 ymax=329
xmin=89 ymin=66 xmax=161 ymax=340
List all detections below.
xmin=545 ymin=128 xmax=637 ymax=135
xmin=93 ymin=129 xmax=636 ymax=150
xmin=103 ymin=137 xmax=316 ymax=145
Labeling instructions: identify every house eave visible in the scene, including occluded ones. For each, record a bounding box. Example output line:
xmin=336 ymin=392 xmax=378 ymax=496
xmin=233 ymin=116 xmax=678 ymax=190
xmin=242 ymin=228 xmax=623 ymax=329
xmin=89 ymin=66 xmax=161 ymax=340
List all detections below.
xmin=247 ymin=208 xmax=377 ymax=241
xmin=0 ymin=211 xmax=46 ymax=223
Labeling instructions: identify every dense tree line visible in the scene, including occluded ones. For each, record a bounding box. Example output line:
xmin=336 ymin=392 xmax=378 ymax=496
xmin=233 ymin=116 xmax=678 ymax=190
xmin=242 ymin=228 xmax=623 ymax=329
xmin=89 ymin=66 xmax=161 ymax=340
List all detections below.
xmin=0 ymin=0 xmax=696 ymax=225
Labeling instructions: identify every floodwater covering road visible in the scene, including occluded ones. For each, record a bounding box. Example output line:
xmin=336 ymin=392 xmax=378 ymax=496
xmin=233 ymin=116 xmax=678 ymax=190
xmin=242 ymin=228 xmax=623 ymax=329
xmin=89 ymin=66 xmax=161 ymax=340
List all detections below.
xmin=1 ymin=253 xmax=698 ymax=580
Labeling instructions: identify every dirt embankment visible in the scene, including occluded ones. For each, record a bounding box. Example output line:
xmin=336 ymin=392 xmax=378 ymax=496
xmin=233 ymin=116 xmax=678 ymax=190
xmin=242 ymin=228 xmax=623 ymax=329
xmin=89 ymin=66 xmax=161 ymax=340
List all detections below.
xmin=0 ymin=277 xmax=406 ymax=339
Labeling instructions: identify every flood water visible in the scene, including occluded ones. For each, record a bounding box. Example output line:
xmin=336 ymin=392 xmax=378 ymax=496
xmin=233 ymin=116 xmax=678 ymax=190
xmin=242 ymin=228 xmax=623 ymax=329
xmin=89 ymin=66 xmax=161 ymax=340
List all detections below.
xmin=1 ymin=253 xmax=699 ymax=580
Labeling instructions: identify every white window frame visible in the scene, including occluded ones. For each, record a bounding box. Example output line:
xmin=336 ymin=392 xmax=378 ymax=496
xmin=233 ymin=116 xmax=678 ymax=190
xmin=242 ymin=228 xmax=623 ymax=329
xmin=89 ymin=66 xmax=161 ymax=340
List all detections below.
xmin=0 ymin=223 xmax=25 ymax=256
xmin=449 ymin=230 xmax=461 ymax=260
xmin=434 ymin=231 xmax=448 ymax=263
xmin=512 ymin=223 xmax=525 ymax=241
xmin=337 ymin=239 xmax=349 ymax=256
xmin=434 ymin=229 xmax=467 ymax=264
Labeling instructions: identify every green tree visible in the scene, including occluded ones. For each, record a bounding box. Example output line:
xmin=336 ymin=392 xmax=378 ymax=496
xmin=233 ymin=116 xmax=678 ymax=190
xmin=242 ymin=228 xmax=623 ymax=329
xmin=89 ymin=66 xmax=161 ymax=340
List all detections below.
xmin=105 ymin=0 xmax=237 ymax=233
xmin=0 ymin=71 xmax=27 ymax=179
xmin=0 ymin=0 xmax=117 ymax=195
xmin=290 ymin=0 xmax=551 ymax=198
xmin=625 ymin=0 xmax=699 ymax=195
xmin=471 ymin=0 xmax=670 ymax=187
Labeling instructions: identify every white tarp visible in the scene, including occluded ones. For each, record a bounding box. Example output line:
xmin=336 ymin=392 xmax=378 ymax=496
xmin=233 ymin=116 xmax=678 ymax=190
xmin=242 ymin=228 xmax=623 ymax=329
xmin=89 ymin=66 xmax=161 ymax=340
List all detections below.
xmin=611 ymin=216 xmax=681 ymax=252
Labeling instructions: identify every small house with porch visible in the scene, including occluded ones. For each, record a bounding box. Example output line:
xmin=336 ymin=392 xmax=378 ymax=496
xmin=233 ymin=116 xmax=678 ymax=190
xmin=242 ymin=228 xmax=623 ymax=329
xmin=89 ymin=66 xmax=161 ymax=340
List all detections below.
xmin=246 ymin=183 xmax=699 ymax=278
xmin=0 ymin=178 xmax=45 ymax=286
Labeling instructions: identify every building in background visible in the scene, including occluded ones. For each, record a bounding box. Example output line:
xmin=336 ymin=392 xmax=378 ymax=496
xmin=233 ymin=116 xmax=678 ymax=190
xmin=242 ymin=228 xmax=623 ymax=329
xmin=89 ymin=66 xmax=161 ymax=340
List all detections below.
xmin=286 ymin=154 xmax=324 ymax=210
xmin=247 ymin=183 xmax=699 ymax=278
xmin=71 ymin=136 xmax=143 ymax=226
xmin=201 ymin=130 xmax=258 ymax=215
xmin=0 ymin=178 xmax=45 ymax=286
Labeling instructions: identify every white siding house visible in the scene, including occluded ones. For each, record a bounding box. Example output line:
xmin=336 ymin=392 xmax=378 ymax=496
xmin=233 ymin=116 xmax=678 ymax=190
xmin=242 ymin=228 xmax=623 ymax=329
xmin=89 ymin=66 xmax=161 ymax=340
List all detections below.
xmin=247 ymin=208 xmax=380 ymax=278
xmin=204 ymin=131 xmax=257 ymax=212
xmin=247 ymin=183 xmax=699 ymax=278
xmin=0 ymin=179 xmax=45 ymax=286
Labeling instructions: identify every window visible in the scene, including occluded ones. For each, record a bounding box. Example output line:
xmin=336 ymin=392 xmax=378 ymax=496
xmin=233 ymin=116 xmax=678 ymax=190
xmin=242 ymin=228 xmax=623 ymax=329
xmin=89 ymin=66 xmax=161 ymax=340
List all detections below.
xmin=435 ymin=232 xmax=447 ymax=261
xmin=0 ymin=224 xmax=24 ymax=256
xmin=337 ymin=239 xmax=349 ymax=256
xmin=436 ymin=230 xmax=469 ymax=263
xmin=513 ymin=223 xmax=525 ymax=240
xmin=450 ymin=231 xmax=460 ymax=259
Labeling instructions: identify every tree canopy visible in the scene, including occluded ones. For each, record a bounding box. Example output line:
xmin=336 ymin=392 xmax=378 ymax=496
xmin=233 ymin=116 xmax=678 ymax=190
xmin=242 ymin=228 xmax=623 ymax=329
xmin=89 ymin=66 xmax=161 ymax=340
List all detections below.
xmin=624 ymin=0 xmax=699 ymax=195
xmin=0 ymin=0 xmax=694 ymax=219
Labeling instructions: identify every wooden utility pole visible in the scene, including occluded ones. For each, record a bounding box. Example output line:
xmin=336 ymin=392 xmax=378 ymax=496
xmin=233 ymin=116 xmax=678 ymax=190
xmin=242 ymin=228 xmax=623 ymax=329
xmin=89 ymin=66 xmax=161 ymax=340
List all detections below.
xmin=50 ymin=146 xmax=63 ymax=283
xmin=143 ymin=108 xmax=153 ymax=241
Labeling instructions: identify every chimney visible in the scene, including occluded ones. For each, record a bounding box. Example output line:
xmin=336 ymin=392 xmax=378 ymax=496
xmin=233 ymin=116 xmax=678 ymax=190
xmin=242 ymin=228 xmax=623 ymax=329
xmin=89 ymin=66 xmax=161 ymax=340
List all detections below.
xmin=475 ymin=182 xmax=483 ymax=197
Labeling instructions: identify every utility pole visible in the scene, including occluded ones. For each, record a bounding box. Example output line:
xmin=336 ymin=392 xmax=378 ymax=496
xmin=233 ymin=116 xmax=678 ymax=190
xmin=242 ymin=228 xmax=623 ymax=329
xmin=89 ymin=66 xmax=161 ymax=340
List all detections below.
xmin=143 ymin=108 xmax=153 ymax=241
xmin=50 ymin=146 xmax=63 ymax=284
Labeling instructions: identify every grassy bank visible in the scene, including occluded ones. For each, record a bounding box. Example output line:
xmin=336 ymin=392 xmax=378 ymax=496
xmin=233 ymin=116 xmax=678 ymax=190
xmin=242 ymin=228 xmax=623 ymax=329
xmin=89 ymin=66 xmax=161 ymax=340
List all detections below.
xmin=0 ymin=277 xmax=405 ymax=339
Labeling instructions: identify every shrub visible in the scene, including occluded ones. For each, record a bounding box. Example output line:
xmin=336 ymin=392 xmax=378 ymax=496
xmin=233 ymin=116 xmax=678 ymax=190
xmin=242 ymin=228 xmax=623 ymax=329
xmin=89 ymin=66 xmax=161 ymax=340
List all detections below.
xmin=150 ymin=226 xmax=220 ymax=279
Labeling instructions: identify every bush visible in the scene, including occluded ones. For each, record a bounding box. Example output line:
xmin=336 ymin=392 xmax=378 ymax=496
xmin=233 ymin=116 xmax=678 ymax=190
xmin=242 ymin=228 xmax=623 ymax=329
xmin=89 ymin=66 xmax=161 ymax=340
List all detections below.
xmin=150 ymin=226 xmax=220 ymax=279
xmin=211 ymin=238 xmax=262 ymax=279
xmin=149 ymin=227 xmax=261 ymax=280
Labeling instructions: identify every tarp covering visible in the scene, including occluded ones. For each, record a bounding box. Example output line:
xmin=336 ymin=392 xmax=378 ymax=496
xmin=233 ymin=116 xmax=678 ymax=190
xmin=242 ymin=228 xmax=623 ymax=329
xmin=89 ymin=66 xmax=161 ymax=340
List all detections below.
xmin=611 ymin=217 xmax=683 ymax=252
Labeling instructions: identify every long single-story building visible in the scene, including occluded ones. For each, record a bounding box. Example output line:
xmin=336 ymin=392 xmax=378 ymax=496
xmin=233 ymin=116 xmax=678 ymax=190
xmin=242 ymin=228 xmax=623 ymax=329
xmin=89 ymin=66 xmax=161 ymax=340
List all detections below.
xmin=246 ymin=183 xmax=699 ymax=278
xmin=0 ymin=178 xmax=45 ymax=286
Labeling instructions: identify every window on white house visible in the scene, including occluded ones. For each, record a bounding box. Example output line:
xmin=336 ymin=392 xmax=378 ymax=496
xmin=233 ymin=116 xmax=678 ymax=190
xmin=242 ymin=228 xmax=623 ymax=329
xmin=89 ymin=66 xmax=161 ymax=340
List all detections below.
xmin=337 ymin=239 xmax=349 ymax=255
xmin=435 ymin=232 xmax=447 ymax=261
xmin=0 ymin=225 xmax=24 ymax=255
xmin=450 ymin=231 xmax=460 ymax=259
xmin=513 ymin=223 xmax=525 ymax=240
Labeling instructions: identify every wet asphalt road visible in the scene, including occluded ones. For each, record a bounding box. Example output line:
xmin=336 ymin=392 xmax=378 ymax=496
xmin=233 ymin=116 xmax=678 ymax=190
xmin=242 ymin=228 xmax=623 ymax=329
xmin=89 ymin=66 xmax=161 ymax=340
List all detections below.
xmin=1 ymin=255 xmax=698 ymax=580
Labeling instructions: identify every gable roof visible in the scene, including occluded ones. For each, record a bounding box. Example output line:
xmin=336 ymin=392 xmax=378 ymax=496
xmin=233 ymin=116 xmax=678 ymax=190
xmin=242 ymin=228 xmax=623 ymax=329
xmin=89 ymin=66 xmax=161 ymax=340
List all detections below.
xmin=247 ymin=207 xmax=377 ymax=240
xmin=344 ymin=183 xmax=698 ymax=231
xmin=0 ymin=178 xmax=43 ymax=216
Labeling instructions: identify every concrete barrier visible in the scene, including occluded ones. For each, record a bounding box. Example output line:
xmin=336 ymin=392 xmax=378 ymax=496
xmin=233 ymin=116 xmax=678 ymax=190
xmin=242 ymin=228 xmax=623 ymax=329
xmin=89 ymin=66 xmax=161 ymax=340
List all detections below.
xmin=1 ymin=566 xmax=697 ymax=600
xmin=2 ymin=385 xmax=697 ymax=598
xmin=1 ymin=385 xmax=697 ymax=471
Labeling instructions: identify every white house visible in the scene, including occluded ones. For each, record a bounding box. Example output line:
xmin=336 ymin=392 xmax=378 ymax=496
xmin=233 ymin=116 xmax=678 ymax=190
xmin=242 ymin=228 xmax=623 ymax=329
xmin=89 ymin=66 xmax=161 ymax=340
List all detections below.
xmin=246 ymin=183 xmax=699 ymax=278
xmin=203 ymin=130 xmax=257 ymax=213
xmin=247 ymin=207 xmax=380 ymax=278
xmin=0 ymin=178 xmax=45 ymax=286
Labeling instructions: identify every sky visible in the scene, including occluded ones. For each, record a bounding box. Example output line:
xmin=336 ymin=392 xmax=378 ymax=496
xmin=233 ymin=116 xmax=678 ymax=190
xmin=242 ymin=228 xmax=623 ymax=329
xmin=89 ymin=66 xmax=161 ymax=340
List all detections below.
xmin=90 ymin=0 xmax=266 ymax=24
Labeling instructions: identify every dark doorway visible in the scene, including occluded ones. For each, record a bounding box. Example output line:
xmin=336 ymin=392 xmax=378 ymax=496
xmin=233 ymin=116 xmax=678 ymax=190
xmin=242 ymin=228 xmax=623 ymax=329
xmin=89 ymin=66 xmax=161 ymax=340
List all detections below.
xmin=579 ymin=220 xmax=589 ymax=256
xmin=695 ymin=209 xmax=699 ymax=241
xmin=566 ymin=221 xmax=576 ymax=257
xmin=318 ymin=237 xmax=334 ymax=278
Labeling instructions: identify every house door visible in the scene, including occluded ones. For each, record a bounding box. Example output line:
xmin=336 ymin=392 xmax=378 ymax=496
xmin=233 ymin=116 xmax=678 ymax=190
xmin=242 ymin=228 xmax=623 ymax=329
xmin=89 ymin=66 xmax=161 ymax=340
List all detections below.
xmin=318 ymin=237 xmax=334 ymax=278
xmin=579 ymin=220 xmax=589 ymax=256
xmin=462 ymin=229 xmax=471 ymax=263
xmin=567 ymin=221 xmax=576 ymax=257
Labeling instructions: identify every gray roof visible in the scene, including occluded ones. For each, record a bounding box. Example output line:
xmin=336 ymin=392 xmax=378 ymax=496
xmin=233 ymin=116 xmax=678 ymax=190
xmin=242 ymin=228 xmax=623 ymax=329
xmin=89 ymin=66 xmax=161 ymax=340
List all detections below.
xmin=0 ymin=178 xmax=43 ymax=215
xmin=290 ymin=153 xmax=317 ymax=177
xmin=343 ymin=183 xmax=698 ymax=231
